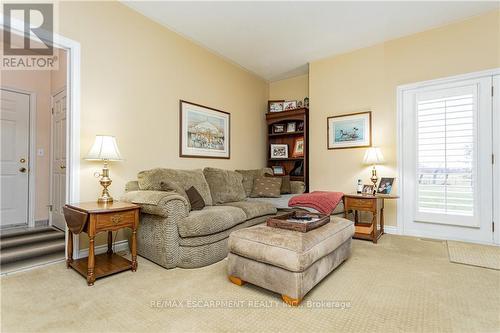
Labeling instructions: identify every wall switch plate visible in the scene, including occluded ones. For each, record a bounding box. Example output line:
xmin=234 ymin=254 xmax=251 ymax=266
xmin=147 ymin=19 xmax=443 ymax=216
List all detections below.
xmin=37 ymin=148 xmax=44 ymax=156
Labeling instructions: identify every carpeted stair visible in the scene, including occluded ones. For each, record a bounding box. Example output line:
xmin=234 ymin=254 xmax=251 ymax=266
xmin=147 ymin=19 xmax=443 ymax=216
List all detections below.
xmin=1 ymin=227 xmax=65 ymax=273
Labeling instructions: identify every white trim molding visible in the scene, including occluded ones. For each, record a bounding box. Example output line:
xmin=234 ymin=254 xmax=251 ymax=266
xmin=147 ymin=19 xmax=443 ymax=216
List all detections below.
xmin=78 ymin=240 xmax=130 ymax=258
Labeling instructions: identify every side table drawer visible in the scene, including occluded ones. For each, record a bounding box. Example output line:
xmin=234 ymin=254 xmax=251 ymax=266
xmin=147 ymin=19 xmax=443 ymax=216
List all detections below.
xmin=345 ymin=197 xmax=375 ymax=210
xmin=96 ymin=210 xmax=135 ymax=231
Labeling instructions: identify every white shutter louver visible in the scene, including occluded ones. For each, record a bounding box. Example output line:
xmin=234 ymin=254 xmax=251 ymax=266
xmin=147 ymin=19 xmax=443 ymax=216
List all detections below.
xmin=416 ymin=87 xmax=476 ymax=220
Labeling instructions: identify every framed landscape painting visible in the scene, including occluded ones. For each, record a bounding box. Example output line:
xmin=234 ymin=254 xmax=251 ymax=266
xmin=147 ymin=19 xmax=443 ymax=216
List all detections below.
xmin=180 ymin=100 xmax=230 ymax=159
xmin=327 ymin=111 xmax=372 ymax=149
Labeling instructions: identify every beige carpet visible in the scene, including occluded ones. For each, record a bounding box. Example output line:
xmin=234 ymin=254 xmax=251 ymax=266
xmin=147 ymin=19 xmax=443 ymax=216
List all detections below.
xmin=447 ymin=240 xmax=500 ymax=270
xmin=1 ymin=235 xmax=499 ymax=333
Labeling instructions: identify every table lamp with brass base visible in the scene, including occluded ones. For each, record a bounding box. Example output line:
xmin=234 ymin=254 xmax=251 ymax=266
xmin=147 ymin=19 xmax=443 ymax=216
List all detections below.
xmin=363 ymin=147 xmax=385 ymax=195
xmin=85 ymin=135 xmax=123 ymax=203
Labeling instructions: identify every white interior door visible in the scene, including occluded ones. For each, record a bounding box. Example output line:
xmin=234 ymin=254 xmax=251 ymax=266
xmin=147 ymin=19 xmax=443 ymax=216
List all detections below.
xmin=50 ymin=90 xmax=67 ymax=231
xmin=1 ymin=89 xmax=30 ymax=227
xmin=400 ymin=76 xmax=493 ymax=244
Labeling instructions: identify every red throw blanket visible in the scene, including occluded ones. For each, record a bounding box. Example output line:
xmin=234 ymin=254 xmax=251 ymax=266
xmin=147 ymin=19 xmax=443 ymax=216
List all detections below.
xmin=288 ymin=191 xmax=344 ymax=215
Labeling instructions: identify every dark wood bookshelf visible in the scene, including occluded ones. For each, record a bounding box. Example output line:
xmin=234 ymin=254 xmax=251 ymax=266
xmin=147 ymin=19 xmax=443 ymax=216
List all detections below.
xmin=266 ymin=107 xmax=309 ymax=192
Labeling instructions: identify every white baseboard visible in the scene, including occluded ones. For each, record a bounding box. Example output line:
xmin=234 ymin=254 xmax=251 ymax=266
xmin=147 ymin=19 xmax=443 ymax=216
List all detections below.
xmin=77 ymin=240 xmax=129 ymax=259
xmin=383 ymin=226 xmax=400 ymax=235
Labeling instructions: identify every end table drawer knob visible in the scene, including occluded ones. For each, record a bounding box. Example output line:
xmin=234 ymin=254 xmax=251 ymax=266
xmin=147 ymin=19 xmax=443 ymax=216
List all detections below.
xmin=111 ymin=215 xmax=123 ymax=225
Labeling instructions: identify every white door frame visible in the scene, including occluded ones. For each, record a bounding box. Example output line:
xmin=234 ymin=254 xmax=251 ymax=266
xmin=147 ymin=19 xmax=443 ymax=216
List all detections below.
xmin=396 ymin=68 xmax=500 ymax=245
xmin=0 ymin=87 xmax=36 ymax=228
xmin=493 ymin=75 xmax=500 ymax=244
xmin=49 ymin=88 xmax=67 ymax=231
xmin=2 ymin=17 xmax=81 ymax=257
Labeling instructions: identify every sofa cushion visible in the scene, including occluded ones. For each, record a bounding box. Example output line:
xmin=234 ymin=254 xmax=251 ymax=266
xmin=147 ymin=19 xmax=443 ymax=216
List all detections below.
xmin=178 ymin=206 xmax=247 ymax=238
xmin=224 ymin=200 xmax=277 ymax=220
xmin=203 ymin=168 xmax=246 ymax=204
xmin=250 ymin=176 xmax=282 ymax=198
xmin=137 ymin=168 xmax=213 ymax=206
xmin=235 ymin=168 xmax=273 ymax=196
xmin=228 ymin=216 xmax=354 ymax=272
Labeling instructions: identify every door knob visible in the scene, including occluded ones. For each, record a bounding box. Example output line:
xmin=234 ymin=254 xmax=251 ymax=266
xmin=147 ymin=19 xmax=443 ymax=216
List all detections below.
xmin=60 ymin=165 xmax=66 ymax=169
xmin=19 ymin=167 xmax=27 ymax=173
xmin=20 ymin=158 xmax=26 ymax=163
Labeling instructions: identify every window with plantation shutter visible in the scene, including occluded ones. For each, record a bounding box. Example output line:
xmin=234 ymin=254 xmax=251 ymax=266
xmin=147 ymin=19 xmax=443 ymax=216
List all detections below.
xmin=416 ymin=88 xmax=476 ymax=220
xmin=400 ymin=74 xmax=494 ymax=243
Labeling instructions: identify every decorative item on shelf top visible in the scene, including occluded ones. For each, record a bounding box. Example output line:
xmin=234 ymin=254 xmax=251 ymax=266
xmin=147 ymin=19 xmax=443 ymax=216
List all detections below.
xmin=297 ymin=100 xmax=303 ymax=108
xmin=377 ymin=177 xmax=394 ymax=194
xmin=272 ymin=123 xmax=285 ymax=133
xmin=268 ymin=100 xmax=284 ymax=113
xmin=297 ymin=121 xmax=304 ymax=132
xmin=327 ymin=111 xmax=372 ymax=149
xmin=362 ymin=185 xmax=374 ymax=195
xmin=363 ymin=147 xmax=385 ymax=194
xmin=304 ymin=97 xmax=309 ymax=108
xmin=286 ymin=122 xmax=296 ymax=132
xmin=85 ymin=135 xmax=123 ymax=203
xmin=180 ymin=100 xmax=230 ymax=159
xmin=283 ymin=100 xmax=297 ymax=111
xmin=272 ymin=165 xmax=285 ymax=176
xmin=270 ymin=144 xmax=288 ymax=159
xmin=292 ymin=136 xmax=304 ymax=158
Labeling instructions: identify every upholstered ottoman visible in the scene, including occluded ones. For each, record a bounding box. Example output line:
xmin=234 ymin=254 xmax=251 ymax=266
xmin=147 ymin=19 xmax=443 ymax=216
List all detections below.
xmin=227 ymin=216 xmax=355 ymax=306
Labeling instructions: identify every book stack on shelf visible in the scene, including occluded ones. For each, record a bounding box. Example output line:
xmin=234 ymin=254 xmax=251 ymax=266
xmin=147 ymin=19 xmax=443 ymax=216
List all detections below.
xmin=266 ymin=99 xmax=309 ymax=192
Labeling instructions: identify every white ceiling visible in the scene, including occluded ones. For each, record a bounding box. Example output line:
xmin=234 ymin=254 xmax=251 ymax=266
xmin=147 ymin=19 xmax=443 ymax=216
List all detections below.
xmin=124 ymin=1 xmax=499 ymax=81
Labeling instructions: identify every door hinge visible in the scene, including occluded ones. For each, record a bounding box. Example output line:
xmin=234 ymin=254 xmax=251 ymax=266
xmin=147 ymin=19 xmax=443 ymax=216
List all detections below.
xmin=492 ymin=86 xmax=494 ymax=97
xmin=48 ymin=204 xmax=53 ymax=212
xmin=493 ymin=154 xmax=495 ymax=165
xmin=51 ymin=107 xmax=54 ymax=115
xmin=493 ymin=221 xmax=495 ymax=233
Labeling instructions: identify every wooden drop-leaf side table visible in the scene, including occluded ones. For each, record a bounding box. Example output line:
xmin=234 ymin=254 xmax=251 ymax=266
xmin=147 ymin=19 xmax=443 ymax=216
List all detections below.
xmin=343 ymin=193 xmax=398 ymax=244
xmin=63 ymin=201 xmax=140 ymax=286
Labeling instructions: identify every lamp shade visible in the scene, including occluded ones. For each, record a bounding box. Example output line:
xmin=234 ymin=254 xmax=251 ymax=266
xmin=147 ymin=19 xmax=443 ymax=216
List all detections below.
xmin=85 ymin=135 xmax=122 ymax=161
xmin=363 ymin=147 xmax=384 ymax=165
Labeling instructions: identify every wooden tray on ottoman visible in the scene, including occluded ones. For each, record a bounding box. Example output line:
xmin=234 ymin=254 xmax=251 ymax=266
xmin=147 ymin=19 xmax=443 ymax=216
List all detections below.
xmin=267 ymin=211 xmax=330 ymax=233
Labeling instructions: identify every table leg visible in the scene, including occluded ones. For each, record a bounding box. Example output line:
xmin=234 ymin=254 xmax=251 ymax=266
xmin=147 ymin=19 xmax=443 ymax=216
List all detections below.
xmin=372 ymin=211 xmax=378 ymax=244
xmin=66 ymin=230 xmax=73 ymax=268
xmin=380 ymin=206 xmax=385 ymax=236
xmin=131 ymin=228 xmax=138 ymax=271
xmin=107 ymin=231 xmax=113 ymax=255
xmin=87 ymin=236 xmax=95 ymax=286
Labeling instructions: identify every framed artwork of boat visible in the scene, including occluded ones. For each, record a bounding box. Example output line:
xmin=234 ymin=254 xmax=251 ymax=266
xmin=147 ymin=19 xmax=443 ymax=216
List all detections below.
xmin=327 ymin=111 xmax=372 ymax=149
xmin=180 ymin=100 xmax=230 ymax=159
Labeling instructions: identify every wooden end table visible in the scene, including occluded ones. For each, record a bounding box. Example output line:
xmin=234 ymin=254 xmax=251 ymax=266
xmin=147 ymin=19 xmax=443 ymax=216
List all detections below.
xmin=343 ymin=193 xmax=398 ymax=244
xmin=63 ymin=201 xmax=140 ymax=286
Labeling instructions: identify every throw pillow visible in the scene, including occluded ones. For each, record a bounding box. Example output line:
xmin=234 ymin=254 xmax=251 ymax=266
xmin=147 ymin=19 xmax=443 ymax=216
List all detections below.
xmin=203 ymin=168 xmax=246 ymax=204
xmin=235 ymin=168 xmax=274 ymax=196
xmin=160 ymin=180 xmax=191 ymax=211
xmin=185 ymin=186 xmax=205 ymax=211
xmin=137 ymin=168 xmax=213 ymax=205
xmin=271 ymin=175 xmax=291 ymax=194
xmin=250 ymin=176 xmax=282 ymax=198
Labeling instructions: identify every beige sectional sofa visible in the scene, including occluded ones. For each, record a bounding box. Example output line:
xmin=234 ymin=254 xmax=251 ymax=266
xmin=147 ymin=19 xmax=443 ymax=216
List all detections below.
xmin=122 ymin=167 xmax=305 ymax=269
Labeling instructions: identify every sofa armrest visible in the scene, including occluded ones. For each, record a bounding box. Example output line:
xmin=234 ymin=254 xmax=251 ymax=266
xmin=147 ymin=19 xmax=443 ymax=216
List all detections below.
xmin=290 ymin=181 xmax=305 ymax=194
xmin=125 ymin=180 xmax=140 ymax=192
xmin=121 ymin=190 xmax=189 ymax=218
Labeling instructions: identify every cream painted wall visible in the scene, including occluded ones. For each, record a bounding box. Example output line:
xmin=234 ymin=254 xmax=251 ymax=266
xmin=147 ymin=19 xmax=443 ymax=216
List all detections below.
xmin=309 ymin=10 xmax=500 ymax=227
xmin=55 ymin=1 xmax=269 ymax=248
xmin=269 ymin=74 xmax=309 ymax=102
